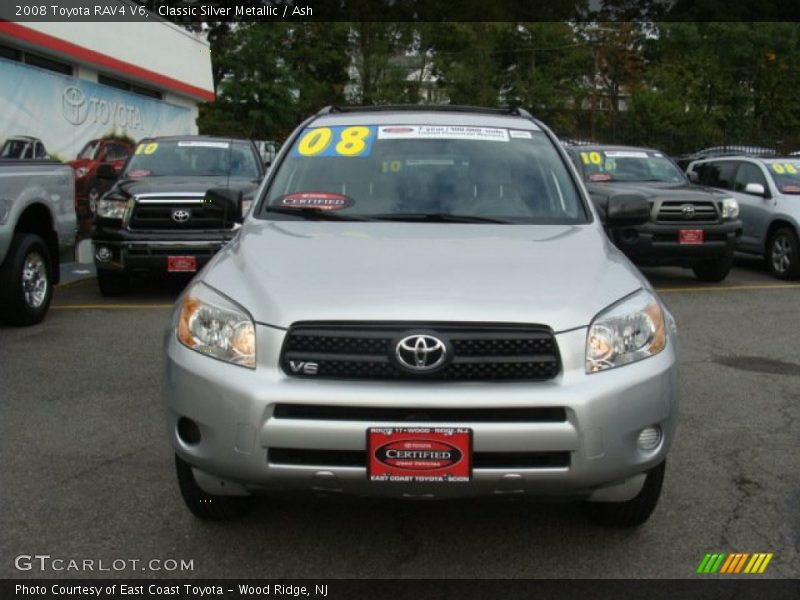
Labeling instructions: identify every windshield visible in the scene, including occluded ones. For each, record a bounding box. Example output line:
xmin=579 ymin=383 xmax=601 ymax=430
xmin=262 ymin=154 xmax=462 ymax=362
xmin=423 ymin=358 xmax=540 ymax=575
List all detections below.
xmin=122 ymin=140 xmax=261 ymax=179
xmin=576 ymin=149 xmax=685 ymax=183
xmin=77 ymin=141 xmax=100 ymax=160
xmin=261 ymin=124 xmax=587 ymax=223
xmin=765 ymin=160 xmax=800 ymax=194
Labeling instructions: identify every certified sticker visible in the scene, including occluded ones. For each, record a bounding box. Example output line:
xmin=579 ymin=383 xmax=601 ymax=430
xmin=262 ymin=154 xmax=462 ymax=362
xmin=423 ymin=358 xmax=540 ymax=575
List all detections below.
xmin=367 ymin=427 xmax=472 ymax=483
xmin=278 ymin=192 xmax=353 ymax=211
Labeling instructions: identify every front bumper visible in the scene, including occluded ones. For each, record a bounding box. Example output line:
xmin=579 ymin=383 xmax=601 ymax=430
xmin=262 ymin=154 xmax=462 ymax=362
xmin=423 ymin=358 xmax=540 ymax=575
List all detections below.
xmin=164 ymin=322 xmax=679 ymax=501
xmin=92 ymin=225 xmax=236 ymax=275
xmin=611 ymin=221 xmax=741 ymax=267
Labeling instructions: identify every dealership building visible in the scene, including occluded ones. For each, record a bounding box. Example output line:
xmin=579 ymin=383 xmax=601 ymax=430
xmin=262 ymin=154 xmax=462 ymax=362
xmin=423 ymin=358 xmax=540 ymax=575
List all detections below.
xmin=0 ymin=14 xmax=213 ymax=161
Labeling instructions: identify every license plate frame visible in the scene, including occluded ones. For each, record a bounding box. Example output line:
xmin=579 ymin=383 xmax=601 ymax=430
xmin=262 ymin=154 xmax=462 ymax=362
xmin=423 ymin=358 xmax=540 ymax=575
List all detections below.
xmin=678 ymin=229 xmax=704 ymax=245
xmin=167 ymin=255 xmax=197 ymax=272
xmin=367 ymin=427 xmax=472 ymax=483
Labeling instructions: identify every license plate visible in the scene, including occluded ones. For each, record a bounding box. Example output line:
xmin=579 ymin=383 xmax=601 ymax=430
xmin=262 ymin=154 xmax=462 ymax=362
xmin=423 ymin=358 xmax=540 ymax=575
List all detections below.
xmin=167 ymin=256 xmax=197 ymax=272
xmin=679 ymin=229 xmax=704 ymax=244
xmin=367 ymin=427 xmax=472 ymax=483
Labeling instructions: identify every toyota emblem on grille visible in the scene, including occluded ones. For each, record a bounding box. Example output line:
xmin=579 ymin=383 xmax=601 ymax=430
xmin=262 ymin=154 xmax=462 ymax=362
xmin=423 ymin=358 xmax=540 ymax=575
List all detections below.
xmin=172 ymin=209 xmax=191 ymax=223
xmin=681 ymin=204 xmax=696 ymax=219
xmin=395 ymin=334 xmax=448 ymax=372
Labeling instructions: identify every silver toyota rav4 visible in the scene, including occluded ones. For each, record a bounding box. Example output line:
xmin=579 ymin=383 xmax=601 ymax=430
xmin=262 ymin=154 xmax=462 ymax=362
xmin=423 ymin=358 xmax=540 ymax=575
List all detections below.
xmin=164 ymin=106 xmax=678 ymax=527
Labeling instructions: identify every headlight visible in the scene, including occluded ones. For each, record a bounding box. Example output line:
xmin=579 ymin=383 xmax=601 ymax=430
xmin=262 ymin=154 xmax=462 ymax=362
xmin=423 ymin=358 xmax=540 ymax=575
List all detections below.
xmin=177 ymin=282 xmax=256 ymax=369
xmin=721 ymin=197 xmax=739 ymax=219
xmin=586 ymin=289 xmax=666 ymax=373
xmin=75 ymin=167 xmax=89 ymax=179
xmin=96 ymin=197 xmax=128 ymax=219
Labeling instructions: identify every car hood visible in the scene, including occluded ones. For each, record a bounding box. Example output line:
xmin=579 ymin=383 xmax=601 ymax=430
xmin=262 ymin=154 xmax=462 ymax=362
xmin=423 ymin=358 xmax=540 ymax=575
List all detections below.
xmin=201 ymin=220 xmax=648 ymax=332
xmin=585 ymin=180 xmax=725 ymax=201
xmin=112 ymin=176 xmax=260 ymax=198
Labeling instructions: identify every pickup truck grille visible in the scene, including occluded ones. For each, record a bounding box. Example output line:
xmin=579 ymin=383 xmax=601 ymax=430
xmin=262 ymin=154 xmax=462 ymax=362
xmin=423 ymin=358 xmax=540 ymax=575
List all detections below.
xmin=129 ymin=196 xmax=228 ymax=230
xmin=280 ymin=322 xmax=561 ymax=382
xmin=656 ymin=200 xmax=719 ymax=223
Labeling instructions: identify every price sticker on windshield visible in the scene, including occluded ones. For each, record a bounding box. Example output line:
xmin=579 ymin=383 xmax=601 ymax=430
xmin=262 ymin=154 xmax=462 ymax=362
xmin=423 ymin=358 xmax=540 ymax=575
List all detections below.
xmin=772 ymin=162 xmax=799 ymax=175
xmin=292 ymin=126 xmax=377 ymax=158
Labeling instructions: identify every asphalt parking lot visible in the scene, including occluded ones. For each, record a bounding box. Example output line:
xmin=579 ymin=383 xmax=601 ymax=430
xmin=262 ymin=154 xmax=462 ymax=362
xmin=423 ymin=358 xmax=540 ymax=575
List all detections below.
xmin=1 ymin=255 xmax=798 ymax=579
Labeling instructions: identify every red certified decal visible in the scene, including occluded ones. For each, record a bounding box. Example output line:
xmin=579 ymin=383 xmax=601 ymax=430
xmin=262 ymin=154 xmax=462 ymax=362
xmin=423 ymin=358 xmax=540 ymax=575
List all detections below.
xmin=367 ymin=427 xmax=471 ymax=483
xmin=679 ymin=229 xmax=704 ymax=245
xmin=167 ymin=256 xmax=197 ymax=272
xmin=279 ymin=192 xmax=352 ymax=211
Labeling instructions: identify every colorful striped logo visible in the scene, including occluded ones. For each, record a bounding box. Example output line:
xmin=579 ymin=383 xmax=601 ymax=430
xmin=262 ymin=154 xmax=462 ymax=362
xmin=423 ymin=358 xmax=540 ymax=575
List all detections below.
xmin=696 ymin=552 xmax=773 ymax=574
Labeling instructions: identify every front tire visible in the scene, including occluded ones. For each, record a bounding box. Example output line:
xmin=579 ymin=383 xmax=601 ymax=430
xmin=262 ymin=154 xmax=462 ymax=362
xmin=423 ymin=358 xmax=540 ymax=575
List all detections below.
xmin=692 ymin=253 xmax=734 ymax=283
xmin=0 ymin=233 xmax=53 ymax=326
xmin=174 ymin=454 xmax=250 ymax=520
xmin=97 ymin=270 xmax=129 ymax=296
xmin=586 ymin=461 xmax=666 ymax=528
xmin=766 ymin=227 xmax=800 ymax=280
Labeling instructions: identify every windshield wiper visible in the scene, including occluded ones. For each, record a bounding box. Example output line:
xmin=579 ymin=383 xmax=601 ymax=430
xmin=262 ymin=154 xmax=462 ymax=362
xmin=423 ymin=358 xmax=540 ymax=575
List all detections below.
xmin=369 ymin=213 xmax=511 ymax=224
xmin=264 ymin=206 xmax=373 ymax=221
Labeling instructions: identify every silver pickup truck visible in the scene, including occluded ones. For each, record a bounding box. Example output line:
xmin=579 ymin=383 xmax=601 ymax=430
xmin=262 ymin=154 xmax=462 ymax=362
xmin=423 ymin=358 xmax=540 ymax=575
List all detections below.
xmin=0 ymin=159 xmax=75 ymax=325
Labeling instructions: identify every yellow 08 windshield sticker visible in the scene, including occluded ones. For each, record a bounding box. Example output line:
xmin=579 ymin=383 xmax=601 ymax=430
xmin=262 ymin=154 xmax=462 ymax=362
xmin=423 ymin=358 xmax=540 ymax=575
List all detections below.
xmin=772 ymin=162 xmax=799 ymax=175
xmin=292 ymin=126 xmax=376 ymax=158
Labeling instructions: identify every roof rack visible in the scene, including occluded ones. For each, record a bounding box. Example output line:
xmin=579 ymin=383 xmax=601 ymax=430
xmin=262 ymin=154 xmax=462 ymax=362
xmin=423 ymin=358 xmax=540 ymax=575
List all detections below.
xmin=317 ymin=105 xmax=533 ymax=118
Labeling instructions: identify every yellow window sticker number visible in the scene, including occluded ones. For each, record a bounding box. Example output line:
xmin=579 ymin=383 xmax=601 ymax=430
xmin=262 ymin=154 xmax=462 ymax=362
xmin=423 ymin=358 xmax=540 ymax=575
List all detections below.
xmin=381 ymin=160 xmax=402 ymax=173
xmin=785 ymin=163 xmax=798 ymax=175
xmin=335 ymin=126 xmax=371 ymax=157
xmin=293 ymin=126 xmax=376 ymax=158
xmin=142 ymin=143 xmax=158 ymax=155
xmin=297 ymin=128 xmax=333 ymax=157
xmin=580 ymin=151 xmax=602 ymax=165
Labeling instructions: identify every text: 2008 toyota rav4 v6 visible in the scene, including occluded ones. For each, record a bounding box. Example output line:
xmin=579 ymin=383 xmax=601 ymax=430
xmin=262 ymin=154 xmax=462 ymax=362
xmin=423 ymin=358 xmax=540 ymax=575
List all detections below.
xmin=165 ymin=106 xmax=678 ymax=527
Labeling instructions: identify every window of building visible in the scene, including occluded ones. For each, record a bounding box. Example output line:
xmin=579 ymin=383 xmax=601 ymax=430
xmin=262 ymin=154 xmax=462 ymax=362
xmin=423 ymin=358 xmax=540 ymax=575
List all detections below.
xmin=98 ymin=74 xmax=162 ymax=100
xmin=24 ymin=52 xmax=73 ymax=75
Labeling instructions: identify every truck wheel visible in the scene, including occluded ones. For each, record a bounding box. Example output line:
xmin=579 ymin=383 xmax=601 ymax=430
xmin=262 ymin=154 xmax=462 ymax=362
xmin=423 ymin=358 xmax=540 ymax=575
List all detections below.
xmin=586 ymin=461 xmax=666 ymax=528
xmin=97 ymin=270 xmax=129 ymax=296
xmin=692 ymin=254 xmax=734 ymax=283
xmin=767 ymin=227 xmax=800 ymax=280
xmin=0 ymin=233 xmax=53 ymax=326
xmin=174 ymin=454 xmax=250 ymax=520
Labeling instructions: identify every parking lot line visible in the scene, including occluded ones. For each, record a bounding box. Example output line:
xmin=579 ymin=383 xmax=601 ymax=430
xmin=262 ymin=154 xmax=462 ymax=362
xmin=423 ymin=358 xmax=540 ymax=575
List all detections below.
xmin=51 ymin=304 xmax=173 ymax=310
xmin=656 ymin=283 xmax=800 ymax=293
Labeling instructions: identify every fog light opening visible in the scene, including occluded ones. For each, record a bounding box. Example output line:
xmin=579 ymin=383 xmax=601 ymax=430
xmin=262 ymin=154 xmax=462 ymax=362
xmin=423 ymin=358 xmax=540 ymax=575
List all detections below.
xmin=95 ymin=245 xmax=112 ymax=262
xmin=177 ymin=417 xmax=202 ymax=445
xmin=637 ymin=426 xmax=662 ymax=451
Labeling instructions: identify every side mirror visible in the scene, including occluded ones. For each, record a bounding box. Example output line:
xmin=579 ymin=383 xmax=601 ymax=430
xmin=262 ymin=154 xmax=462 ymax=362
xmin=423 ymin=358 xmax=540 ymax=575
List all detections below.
xmin=205 ymin=188 xmax=243 ymax=225
xmin=686 ymin=170 xmax=699 ymax=183
xmin=744 ymin=182 xmax=766 ymax=197
xmin=606 ymin=194 xmax=651 ymax=227
xmin=96 ymin=163 xmax=118 ymax=181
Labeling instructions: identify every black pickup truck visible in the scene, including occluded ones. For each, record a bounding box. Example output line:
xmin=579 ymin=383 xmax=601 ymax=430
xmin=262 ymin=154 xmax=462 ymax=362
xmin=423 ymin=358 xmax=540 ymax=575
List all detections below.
xmin=92 ymin=136 xmax=264 ymax=295
xmin=566 ymin=145 xmax=743 ymax=282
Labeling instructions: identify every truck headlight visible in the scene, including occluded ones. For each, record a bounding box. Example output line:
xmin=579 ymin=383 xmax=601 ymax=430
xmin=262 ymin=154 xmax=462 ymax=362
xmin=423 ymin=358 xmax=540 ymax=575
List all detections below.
xmin=96 ymin=197 xmax=128 ymax=219
xmin=177 ymin=282 xmax=256 ymax=369
xmin=721 ymin=197 xmax=739 ymax=219
xmin=586 ymin=289 xmax=666 ymax=373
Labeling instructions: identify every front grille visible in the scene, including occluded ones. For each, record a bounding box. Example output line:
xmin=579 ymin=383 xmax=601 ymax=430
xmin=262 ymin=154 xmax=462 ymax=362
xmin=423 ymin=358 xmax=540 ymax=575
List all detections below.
xmin=273 ymin=404 xmax=567 ymax=423
xmin=126 ymin=246 xmax=220 ymax=257
xmin=268 ymin=448 xmax=570 ymax=469
xmin=280 ymin=322 xmax=561 ymax=382
xmin=129 ymin=200 xmax=229 ymax=230
xmin=656 ymin=201 xmax=719 ymax=223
